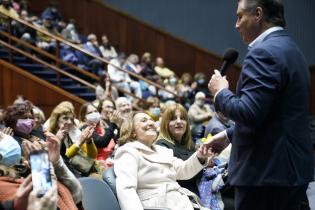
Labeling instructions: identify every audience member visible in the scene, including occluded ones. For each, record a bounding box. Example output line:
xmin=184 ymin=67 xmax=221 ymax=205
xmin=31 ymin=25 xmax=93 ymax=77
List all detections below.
xmin=47 ymin=105 xmax=97 ymax=177
xmin=108 ymin=54 xmax=142 ymax=100
xmin=61 ymin=19 xmax=81 ymax=44
xmin=188 ymin=92 xmax=213 ymax=139
xmin=36 ymin=17 xmax=59 ymax=53
xmin=82 ymin=33 xmax=103 ymax=75
xmin=140 ymin=52 xmax=160 ymax=82
xmin=95 ymin=73 xmax=118 ymax=104
xmin=115 ymin=111 xmax=214 ymax=210
xmin=99 ymin=35 xmax=117 ymax=60
xmin=114 ymin=97 xmax=132 ymax=119
xmin=204 ymin=111 xmax=234 ymax=137
xmin=41 ymin=1 xmax=63 ymax=26
xmin=156 ymin=103 xmax=201 ymax=194
xmin=13 ymin=10 xmax=36 ymax=45
xmin=154 ymin=57 xmax=175 ymax=79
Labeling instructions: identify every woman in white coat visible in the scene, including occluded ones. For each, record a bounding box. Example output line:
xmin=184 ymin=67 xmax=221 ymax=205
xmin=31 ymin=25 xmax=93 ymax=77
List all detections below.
xmin=114 ymin=112 xmax=214 ymax=210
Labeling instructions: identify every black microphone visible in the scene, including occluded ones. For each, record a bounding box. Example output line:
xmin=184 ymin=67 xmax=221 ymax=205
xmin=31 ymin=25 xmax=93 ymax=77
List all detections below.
xmin=220 ymin=48 xmax=239 ymax=76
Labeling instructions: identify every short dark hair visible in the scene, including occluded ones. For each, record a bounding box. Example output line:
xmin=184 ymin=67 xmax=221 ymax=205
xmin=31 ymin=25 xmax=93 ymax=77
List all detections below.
xmin=242 ymin=0 xmax=286 ymax=27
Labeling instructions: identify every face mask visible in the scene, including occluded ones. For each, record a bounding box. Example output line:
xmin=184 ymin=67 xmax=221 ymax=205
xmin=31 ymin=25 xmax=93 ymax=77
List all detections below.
xmin=196 ymin=100 xmax=205 ymax=107
xmin=0 ymin=134 xmax=21 ymax=166
xmin=15 ymin=119 xmax=34 ymax=135
xmin=170 ymin=78 xmax=177 ymax=86
xmin=150 ymin=107 xmax=160 ymax=117
xmin=197 ymin=79 xmax=205 ymax=85
xmin=86 ymin=112 xmax=101 ymax=124
xmin=51 ymin=8 xmax=57 ymax=13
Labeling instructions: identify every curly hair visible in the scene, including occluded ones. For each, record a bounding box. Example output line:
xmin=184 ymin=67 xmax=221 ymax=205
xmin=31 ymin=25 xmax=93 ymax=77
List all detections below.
xmin=4 ymin=102 xmax=33 ymax=129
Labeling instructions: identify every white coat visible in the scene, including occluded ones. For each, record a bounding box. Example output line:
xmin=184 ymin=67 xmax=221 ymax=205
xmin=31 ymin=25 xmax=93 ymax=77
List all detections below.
xmin=114 ymin=141 xmax=209 ymax=210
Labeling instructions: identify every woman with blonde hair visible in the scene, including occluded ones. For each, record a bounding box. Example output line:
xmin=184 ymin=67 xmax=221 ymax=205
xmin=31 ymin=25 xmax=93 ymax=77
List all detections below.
xmin=114 ymin=111 xmax=214 ymax=210
xmin=47 ymin=105 xmax=97 ymax=177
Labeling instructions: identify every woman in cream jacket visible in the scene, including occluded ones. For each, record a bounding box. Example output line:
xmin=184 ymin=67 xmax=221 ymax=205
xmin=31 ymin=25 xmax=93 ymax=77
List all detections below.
xmin=114 ymin=112 xmax=214 ymax=210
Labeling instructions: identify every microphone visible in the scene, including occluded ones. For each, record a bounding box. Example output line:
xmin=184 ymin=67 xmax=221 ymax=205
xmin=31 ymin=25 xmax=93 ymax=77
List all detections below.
xmin=220 ymin=48 xmax=239 ymax=76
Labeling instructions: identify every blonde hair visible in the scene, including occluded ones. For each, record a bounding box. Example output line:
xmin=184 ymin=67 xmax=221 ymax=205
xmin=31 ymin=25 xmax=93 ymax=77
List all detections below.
xmin=48 ymin=105 xmax=74 ymax=134
xmin=158 ymin=103 xmax=193 ymax=150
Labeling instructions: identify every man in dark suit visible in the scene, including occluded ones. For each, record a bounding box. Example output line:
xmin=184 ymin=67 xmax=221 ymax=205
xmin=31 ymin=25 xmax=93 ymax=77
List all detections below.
xmin=205 ymin=0 xmax=314 ymax=209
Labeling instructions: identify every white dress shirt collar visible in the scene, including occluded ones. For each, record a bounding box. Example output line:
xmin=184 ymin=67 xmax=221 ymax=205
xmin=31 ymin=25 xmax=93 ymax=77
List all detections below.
xmin=248 ymin=26 xmax=284 ymax=50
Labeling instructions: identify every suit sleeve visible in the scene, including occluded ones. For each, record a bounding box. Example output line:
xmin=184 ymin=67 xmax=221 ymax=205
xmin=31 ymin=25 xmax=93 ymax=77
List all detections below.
xmin=114 ymin=147 xmax=144 ymax=210
xmin=215 ymin=47 xmax=283 ymax=128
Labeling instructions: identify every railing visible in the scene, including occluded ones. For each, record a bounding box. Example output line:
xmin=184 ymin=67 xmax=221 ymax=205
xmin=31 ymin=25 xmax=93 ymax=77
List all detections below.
xmin=0 ymin=10 xmax=178 ymax=103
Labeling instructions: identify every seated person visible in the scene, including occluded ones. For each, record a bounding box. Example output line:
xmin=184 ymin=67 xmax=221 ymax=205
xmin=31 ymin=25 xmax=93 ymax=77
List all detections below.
xmin=156 ymin=103 xmax=201 ymax=195
xmin=108 ymin=54 xmax=142 ymax=100
xmin=114 ymin=97 xmax=133 ymax=120
xmin=0 ymin=130 xmax=83 ymax=209
xmin=0 ymin=0 xmax=19 ymax=30
xmin=82 ymin=34 xmax=103 ymax=75
xmin=47 ymin=105 xmax=97 ymax=177
xmin=204 ymin=111 xmax=235 ymax=137
xmin=188 ymin=92 xmax=213 ymax=139
xmin=114 ymin=111 xmax=214 ymax=210
xmin=154 ymin=57 xmax=175 ymax=79
xmin=99 ymin=35 xmax=117 ymax=60
xmin=61 ymin=19 xmax=81 ymax=44
xmin=36 ymin=17 xmax=60 ymax=53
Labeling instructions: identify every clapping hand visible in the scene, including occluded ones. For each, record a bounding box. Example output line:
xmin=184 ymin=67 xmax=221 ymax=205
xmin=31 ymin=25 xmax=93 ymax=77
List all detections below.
xmin=56 ymin=123 xmax=71 ymax=141
xmin=79 ymin=125 xmax=95 ymax=145
xmin=110 ymin=110 xmax=123 ymax=127
xmin=45 ymin=131 xmax=61 ymax=165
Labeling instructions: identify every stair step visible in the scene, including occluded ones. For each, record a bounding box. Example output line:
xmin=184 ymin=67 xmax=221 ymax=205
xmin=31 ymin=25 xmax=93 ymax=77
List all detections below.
xmin=63 ymin=85 xmax=89 ymax=94
xmin=32 ymin=70 xmax=57 ymax=79
xmin=0 ymin=55 xmax=28 ymax=63
xmin=47 ymin=78 xmax=74 ymax=86
xmin=76 ymin=92 xmax=96 ymax=101
xmin=17 ymin=63 xmax=45 ymax=71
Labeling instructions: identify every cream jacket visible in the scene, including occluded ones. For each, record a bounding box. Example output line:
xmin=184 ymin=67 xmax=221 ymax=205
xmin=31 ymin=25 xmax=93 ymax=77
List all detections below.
xmin=114 ymin=141 xmax=209 ymax=210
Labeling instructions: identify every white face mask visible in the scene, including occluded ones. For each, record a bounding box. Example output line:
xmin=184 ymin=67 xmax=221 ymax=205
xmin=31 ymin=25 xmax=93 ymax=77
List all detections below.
xmin=0 ymin=134 xmax=21 ymax=166
xmin=86 ymin=112 xmax=101 ymax=124
xmin=195 ymin=99 xmax=205 ymax=107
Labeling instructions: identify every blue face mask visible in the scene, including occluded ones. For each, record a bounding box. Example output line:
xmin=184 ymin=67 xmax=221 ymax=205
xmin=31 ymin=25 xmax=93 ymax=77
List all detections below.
xmin=150 ymin=107 xmax=161 ymax=117
xmin=170 ymin=78 xmax=177 ymax=86
xmin=197 ymin=79 xmax=205 ymax=85
xmin=0 ymin=134 xmax=21 ymax=166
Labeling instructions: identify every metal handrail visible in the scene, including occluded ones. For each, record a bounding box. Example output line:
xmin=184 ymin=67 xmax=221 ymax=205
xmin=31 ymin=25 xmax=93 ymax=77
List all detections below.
xmin=0 ymin=10 xmax=177 ymax=97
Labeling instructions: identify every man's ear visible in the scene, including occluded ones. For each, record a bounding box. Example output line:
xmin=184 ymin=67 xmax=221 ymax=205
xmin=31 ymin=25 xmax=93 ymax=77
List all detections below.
xmin=255 ymin=6 xmax=264 ymax=23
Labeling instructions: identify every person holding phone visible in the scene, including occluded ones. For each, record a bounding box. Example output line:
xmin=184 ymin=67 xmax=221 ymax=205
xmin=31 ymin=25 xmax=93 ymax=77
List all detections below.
xmin=1 ymin=130 xmax=83 ymax=210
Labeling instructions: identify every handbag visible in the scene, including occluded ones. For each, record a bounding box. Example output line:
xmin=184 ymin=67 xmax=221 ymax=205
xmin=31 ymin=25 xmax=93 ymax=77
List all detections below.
xmin=63 ymin=135 xmax=95 ymax=175
xmin=69 ymin=151 xmax=95 ymax=175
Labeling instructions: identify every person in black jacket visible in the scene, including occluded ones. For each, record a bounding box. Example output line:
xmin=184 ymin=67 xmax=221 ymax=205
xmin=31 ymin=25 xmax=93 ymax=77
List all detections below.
xmin=155 ymin=103 xmax=201 ymax=195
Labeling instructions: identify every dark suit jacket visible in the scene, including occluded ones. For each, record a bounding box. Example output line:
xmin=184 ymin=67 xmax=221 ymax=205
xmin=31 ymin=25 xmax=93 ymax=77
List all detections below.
xmin=215 ymin=30 xmax=314 ymax=186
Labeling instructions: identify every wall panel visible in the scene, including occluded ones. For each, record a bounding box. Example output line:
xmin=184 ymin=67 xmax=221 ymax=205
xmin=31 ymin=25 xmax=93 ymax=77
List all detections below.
xmin=0 ymin=60 xmax=85 ymax=117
